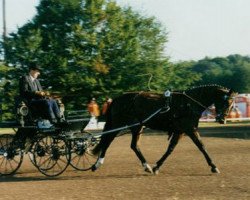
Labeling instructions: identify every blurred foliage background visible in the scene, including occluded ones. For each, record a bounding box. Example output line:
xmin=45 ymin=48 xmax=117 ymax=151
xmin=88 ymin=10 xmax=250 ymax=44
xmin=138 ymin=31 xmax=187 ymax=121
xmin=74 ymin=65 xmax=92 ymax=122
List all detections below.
xmin=0 ymin=0 xmax=250 ymax=120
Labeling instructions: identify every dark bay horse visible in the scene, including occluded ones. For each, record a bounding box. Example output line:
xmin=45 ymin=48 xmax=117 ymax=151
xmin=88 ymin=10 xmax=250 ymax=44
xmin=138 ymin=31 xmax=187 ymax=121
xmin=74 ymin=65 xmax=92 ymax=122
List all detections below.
xmin=92 ymin=85 xmax=236 ymax=174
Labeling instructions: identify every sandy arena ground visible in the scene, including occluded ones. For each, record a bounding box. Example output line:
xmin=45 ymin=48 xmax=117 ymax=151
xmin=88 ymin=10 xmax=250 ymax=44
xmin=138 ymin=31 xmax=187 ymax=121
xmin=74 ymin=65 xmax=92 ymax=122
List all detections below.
xmin=0 ymin=134 xmax=249 ymax=200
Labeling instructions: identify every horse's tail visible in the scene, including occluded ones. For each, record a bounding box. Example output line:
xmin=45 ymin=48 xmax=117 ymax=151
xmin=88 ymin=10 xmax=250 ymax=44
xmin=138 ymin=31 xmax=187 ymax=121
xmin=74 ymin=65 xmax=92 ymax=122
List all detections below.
xmin=92 ymin=142 xmax=101 ymax=156
xmin=92 ymin=133 xmax=113 ymax=156
xmin=92 ymin=93 xmax=138 ymax=155
xmin=92 ymin=102 xmax=113 ymax=156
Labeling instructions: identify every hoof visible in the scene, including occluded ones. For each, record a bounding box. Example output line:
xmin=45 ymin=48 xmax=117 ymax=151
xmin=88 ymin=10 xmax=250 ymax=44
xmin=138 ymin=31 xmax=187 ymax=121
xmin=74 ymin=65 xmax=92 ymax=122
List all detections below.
xmin=211 ymin=167 xmax=220 ymax=173
xmin=153 ymin=166 xmax=159 ymax=175
xmin=145 ymin=167 xmax=153 ymax=174
xmin=143 ymin=163 xmax=153 ymax=174
xmin=91 ymin=165 xmax=97 ymax=172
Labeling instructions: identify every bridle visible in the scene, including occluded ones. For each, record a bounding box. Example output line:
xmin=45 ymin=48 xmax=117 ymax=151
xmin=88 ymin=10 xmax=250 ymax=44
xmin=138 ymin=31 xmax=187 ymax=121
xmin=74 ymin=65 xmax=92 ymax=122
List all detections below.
xmin=215 ymin=95 xmax=234 ymax=122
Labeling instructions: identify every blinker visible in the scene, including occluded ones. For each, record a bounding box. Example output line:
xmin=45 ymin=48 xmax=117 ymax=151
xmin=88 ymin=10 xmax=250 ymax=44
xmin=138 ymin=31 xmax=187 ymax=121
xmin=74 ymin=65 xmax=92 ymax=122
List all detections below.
xmin=164 ymin=90 xmax=171 ymax=97
xmin=223 ymin=95 xmax=229 ymax=100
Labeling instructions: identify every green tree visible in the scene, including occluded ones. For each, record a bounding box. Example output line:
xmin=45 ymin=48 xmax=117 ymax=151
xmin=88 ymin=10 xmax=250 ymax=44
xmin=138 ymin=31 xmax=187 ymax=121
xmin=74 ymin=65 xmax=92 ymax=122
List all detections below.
xmin=166 ymin=61 xmax=201 ymax=90
xmin=0 ymin=63 xmax=18 ymax=120
xmin=3 ymin=0 xmax=170 ymax=110
xmin=191 ymin=55 xmax=250 ymax=93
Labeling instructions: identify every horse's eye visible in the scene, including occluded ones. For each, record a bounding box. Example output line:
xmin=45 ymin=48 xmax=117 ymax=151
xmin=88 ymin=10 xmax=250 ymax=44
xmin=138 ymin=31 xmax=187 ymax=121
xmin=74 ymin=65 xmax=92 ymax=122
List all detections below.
xmin=223 ymin=95 xmax=229 ymax=100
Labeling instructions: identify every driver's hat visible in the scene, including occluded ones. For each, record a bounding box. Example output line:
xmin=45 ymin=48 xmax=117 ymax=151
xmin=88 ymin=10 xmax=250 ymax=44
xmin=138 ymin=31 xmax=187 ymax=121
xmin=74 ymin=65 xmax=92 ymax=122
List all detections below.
xmin=28 ymin=62 xmax=41 ymax=72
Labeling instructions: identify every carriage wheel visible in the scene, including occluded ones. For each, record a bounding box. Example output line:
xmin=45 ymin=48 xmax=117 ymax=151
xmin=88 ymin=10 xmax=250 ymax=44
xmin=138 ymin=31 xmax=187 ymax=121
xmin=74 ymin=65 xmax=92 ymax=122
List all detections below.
xmin=0 ymin=134 xmax=24 ymax=176
xmin=33 ymin=135 xmax=70 ymax=177
xmin=69 ymin=136 xmax=100 ymax=171
xmin=27 ymin=141 xmax=37 ymax=166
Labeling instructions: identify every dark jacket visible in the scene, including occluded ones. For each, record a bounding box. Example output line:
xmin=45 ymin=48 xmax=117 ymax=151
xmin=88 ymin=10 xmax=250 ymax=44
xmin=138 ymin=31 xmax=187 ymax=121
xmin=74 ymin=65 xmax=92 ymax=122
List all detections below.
xmin=19 ymin=75 xmax=43 ymax=101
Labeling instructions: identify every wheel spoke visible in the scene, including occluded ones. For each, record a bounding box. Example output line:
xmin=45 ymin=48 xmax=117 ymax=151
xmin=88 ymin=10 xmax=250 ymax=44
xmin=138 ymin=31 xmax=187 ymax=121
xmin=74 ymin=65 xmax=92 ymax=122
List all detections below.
xmin=69 ymin=139 xmax=98 ymax=171
xmin=0 ymin=134 xmax=23 ymax=175
xmin=33 ymin=136 xmax=70 ymax=177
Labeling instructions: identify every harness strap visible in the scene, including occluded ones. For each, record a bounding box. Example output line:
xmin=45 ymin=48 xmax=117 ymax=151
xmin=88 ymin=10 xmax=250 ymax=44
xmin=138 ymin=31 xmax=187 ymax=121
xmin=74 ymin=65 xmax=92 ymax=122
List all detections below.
xmin=160 ymin=106 xmax=170 ymax=114
xmin=172 ymin=91 xmax=208 ymax=110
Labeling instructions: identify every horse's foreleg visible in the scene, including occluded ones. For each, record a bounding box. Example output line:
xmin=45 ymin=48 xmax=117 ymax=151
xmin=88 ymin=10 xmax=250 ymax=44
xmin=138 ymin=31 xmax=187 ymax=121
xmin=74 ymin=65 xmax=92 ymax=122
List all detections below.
xmin=189 ymin=131 xmax=220 ymax=173
xmin=130 ymin=128 xmax=153 ymax=174
xmin=153 ymin=133 xmax=183 ymax=175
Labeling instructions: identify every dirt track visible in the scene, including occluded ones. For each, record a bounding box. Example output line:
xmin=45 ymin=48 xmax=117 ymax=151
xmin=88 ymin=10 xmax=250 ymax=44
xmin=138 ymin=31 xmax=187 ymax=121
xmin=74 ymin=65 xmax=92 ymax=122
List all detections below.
xmin=0 ymin=134 xmax=250 ymax=200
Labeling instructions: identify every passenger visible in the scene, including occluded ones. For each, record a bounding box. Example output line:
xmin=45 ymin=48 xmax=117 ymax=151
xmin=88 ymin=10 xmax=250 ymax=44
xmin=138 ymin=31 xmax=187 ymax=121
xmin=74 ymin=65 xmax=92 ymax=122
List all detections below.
xmin=19 ymin=62 xmax=64 ymax=124
xmin=87 ymin=98 xmax=100 ymax=127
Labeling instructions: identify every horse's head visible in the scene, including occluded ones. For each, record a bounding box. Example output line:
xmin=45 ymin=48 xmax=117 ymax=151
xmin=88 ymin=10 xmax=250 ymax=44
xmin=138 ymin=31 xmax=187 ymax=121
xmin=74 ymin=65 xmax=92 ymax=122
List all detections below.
xmin=214 ymin=88 xmax=236 ymax=124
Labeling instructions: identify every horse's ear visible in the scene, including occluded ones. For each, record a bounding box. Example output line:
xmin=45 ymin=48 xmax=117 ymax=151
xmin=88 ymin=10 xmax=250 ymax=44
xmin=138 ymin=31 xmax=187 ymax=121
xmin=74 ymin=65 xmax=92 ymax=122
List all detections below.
xmin=229 ymin=88 xmax=237 ymax=94
xmin=228 ymin=89 xmax=238 ymax=97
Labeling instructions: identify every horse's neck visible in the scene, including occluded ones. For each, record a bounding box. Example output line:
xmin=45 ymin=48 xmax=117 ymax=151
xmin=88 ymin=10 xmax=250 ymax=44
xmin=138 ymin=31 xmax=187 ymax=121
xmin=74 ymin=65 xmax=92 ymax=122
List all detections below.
xmin=186 ymin=87 xmax=216 ymax=108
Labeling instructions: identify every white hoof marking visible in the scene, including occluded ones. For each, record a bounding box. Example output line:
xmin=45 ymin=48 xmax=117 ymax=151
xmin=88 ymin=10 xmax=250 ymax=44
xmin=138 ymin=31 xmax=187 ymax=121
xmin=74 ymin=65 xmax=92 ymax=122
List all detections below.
xmin=143 ymin=163 xmax=153 ymax=174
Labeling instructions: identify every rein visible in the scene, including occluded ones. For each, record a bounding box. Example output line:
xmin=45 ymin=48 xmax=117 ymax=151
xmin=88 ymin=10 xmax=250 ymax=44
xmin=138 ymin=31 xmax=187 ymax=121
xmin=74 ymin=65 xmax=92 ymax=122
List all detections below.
xmin=88 ymin=107 xmax=164 ymax=138
xmin=171 ymin=91 xmax=209 ymax=110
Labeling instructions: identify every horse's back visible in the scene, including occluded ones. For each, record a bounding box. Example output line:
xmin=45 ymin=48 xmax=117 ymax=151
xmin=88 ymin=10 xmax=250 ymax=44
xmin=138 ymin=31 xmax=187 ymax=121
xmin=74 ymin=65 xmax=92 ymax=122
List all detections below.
xmin=111 ymin=92 xmax=163 ymax=113
xmin=104 ymin=92 xmax=165 ymax=129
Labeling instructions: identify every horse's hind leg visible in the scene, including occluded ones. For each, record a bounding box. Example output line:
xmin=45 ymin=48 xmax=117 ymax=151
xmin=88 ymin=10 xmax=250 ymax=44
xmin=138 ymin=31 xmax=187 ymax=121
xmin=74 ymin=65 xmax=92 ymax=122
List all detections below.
xmin=91 ymin=131 xmax=117 ymax=171
xmin=153 ymin=133 xmax=183 ymax=175
xmin=130 ymin=127 xmax=153 ymax=174
xmin=189 ymin=130 xmax=220 ymax=173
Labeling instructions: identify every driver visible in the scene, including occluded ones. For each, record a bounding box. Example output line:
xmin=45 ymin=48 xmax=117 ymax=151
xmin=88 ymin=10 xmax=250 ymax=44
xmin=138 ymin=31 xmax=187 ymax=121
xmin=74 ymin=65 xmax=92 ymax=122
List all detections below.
xmin=19 ymin=62 xmax=63 ymax=124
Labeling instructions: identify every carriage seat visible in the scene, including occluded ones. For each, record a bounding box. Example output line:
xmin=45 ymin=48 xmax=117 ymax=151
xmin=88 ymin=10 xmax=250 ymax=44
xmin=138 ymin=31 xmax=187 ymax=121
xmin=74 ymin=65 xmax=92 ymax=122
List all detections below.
xmin=15 ymin=96 xmax=65 ymax=127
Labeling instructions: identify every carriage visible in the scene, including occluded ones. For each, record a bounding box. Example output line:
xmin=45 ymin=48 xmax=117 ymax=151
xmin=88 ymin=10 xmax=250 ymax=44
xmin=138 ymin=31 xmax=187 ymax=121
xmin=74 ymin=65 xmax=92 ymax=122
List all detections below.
xmin=1 ymin=85 xmax=236 ymax=177
xmin=0 ymin=94 xmax=161 ymax=177
xmin=0 ymin=96 xmax=101 ymax=177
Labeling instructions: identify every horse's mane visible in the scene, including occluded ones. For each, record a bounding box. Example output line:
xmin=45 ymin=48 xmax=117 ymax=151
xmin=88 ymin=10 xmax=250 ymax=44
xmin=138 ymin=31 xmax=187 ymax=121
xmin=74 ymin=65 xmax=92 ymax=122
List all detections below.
xmin=123 ymin=84 xmax=230 ymax=98
xmin=124 ymin=91 xmax=162 ymax=96
xmin=184 ymin=84 xmax=230 ymax=92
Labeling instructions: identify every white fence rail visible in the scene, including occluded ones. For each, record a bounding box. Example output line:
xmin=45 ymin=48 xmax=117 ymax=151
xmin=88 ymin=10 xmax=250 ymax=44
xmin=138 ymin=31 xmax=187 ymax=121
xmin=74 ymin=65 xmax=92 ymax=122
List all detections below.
xmin=199 ymin=117 xmax=250 ymax=122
